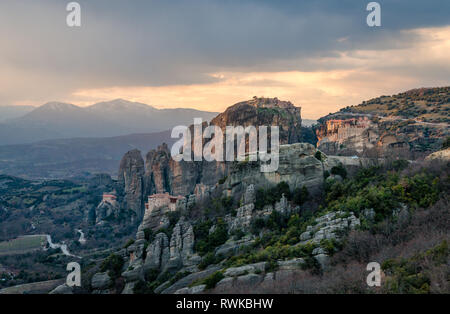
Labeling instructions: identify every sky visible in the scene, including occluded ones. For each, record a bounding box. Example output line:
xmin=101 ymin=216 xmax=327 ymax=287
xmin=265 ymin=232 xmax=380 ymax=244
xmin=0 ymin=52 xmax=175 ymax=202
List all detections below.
xmin=0 ymin=0 xmax=449 ymax=119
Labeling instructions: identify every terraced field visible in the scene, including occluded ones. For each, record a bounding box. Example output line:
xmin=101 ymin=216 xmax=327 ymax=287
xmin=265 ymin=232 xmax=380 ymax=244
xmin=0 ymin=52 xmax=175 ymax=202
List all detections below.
xmin=0 ymin=235 xmax=46 ymax=256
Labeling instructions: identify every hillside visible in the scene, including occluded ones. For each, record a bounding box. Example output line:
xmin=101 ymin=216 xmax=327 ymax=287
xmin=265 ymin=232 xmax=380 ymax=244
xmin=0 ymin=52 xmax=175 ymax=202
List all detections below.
xmin=86 ymin=150 xmax=449 ymax=295
xmin=339 ymin=87 xmax=450 ymax=123
xmin=316 ymin=87 xmax=449 ymax=158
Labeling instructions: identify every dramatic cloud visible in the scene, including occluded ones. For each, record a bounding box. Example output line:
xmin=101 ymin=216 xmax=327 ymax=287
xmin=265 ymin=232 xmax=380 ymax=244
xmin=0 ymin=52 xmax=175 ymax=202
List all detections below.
xmin=0 ymin=0 xmax=449 ymax=117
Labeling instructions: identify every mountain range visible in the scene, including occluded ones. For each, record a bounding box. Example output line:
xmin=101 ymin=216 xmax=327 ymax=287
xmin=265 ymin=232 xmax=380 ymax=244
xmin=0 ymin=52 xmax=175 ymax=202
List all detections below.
xmin=0 ymin=99 xmax=218 ymax=145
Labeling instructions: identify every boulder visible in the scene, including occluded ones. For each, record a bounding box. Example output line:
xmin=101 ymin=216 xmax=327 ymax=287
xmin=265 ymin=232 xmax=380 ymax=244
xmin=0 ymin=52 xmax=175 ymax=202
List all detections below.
xmin=224 ymin=262 xmax=266 ymax=277
xmin=91 ymin=272 xmax=112 ymax=290
xmin=144 ymin=233 xmax=170 ymax=271
xmin=121 ymin=282 xmax=136 ymax=294
xmin=174 ymin=285 xmax=206 ymax=294
xmin=314 ymin=254 xmax=329 ymax=270
xmin=161 ymin=266 xmax=221 ymax=294
xmin=49 ymin=284 xmax=73 ymax=294
xmin=277 ymin=258 xmax=305 ymax=270
xmin=235 ymin=273 xmax=263 ymax=287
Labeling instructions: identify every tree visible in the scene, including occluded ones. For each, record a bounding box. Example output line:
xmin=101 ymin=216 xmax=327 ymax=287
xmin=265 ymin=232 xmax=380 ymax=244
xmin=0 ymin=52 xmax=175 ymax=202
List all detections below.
xmin=293 ymin=186 xmax=310 ymax=206
xmin=331 ymin=164 xmax=347 ymax=179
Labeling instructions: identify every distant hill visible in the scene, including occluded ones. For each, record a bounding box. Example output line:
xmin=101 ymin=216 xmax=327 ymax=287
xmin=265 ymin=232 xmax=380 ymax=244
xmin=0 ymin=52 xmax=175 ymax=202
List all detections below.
xmin=0 ymin=131 xmax=175 ymax=179
xmin=0 ymin=99 xmax=218 ymax=145
xmin=338 ymin=87 xmax=449 ymax=123
xmin=0 ymin=105 xmax=35 ymax=122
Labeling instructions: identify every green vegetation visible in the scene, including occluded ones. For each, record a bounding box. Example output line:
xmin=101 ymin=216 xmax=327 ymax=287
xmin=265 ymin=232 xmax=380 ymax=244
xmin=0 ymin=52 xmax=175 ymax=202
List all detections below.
xmin=340 ymin=87 xmax=450 ymax=123
xmin=194 ymin=218 xmax=228 ymax=256
xmin=324 ymin=164 xmax=443 ymax=222
xmin=255 ymin=181 xmax=291 ymax=210
xmin=100 ymin=254 xmax=124 ymax=280
xmin=382 ymin=240 xmax=448 ymax=294
xmin=292 ymin=186 xmax=310 ymax=206
xmin=330 ymin=164 xmax=347 ymax=179
xmin=202 ymin=271 xmax=225 ymax=289
xmin=123 ymin=239 xmax=135 ymax=249
xmin=198 ymin=252 xmax=224 ymax=270
xmin=218 ymin=176 xmax=228 ymax=185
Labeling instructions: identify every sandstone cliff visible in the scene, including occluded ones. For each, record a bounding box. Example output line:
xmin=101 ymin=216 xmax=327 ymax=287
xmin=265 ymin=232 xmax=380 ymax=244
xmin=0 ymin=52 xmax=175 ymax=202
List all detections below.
xmin=316 ymin=87 xmax=449 ymax=158
xmin=211 ymin=97 xmax=302 ymax=144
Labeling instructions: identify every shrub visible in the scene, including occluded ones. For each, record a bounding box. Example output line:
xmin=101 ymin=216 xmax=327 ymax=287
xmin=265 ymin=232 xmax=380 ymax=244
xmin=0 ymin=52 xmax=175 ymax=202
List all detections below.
xmin=331 ymin=164 xmax=347 ymax=179
xmin=124 ymin=239 xmax=135 ymax=248
xmin=133 ymin=280 xmax=154 ymax=294
xmin=203 ymin=271 xmax=224 ymax=289
xmin=250 ymin=217 xmax=266 ymax=235
xmin=198 ymin=252 xmax=222 ymax=270
xmin=100 ymin=254 xmax=124 ymax=280
xmin=255 ymin=182 xmax=291 ymax=210
xmin=292 ymin=186 xmax=309 ymax=206
xmin=143 ymin=228 xmax=154 ymax=242
xmin=194 ymin=218 xmax=228 ymax=255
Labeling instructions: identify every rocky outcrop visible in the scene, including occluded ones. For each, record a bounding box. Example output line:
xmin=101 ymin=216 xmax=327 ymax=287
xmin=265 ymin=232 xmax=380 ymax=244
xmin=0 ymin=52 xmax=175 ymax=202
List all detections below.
xmin=160 ymin=266 xmax=221 ymax=294
xmin=91 ymin=272 xmax=112 ymax=290
xmin=210 ymin=97 xmax=302 ymax=145
xmin=174 ymin=284 xmax=206 ymax=294
xmin=118 ymin=149 xmax=145 ymax=220
xmin=144 ymin=233 xmax=170 ymax=271
xmin=144 ymin=143 xmax=172 ymax=195
xmin=425 ymin=148 xmax=450 ymax=161
xmin=95 ymin=197 xmax=120 ymax=224
xmin=228 ymin=204 xmax=254 ymax=233
xmin=223 ymin=143 xmax=353 ymax=197
xmin=166 ymin=217 xmax=199 ymax=271
xmin=223 ymin=262 xmax=266 ymax=277
xmin=116 ymin=97 xmax=305 ymax=214
xmin=316 ymin=115 xmax=448 ymax=159
xmin=49 ymin=284 xmax=73 ymax=294
xmin=215 ymin=236 xmax=255 ymax=257
xmin=299 ymin=211 xmax=360 ymax=244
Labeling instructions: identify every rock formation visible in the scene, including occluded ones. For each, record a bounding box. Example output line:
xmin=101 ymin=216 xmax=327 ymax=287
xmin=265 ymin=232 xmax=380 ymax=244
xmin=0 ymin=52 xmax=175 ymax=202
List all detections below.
xmin=144 ymin=233 xmax=170 ymax=271
xmin=118 ymin=149 xmax=145 ymax=220
xmin=118 ymin=97 xmax=304 ymax=216
xmin=166 ymin=217 xmax=199 ymax=271
xmin=316 ymin=87 xmax=449 ymax=158
xmin=95 ymin=195 xmax=120 ymax=224
xmin=210 ymin=97 xmax=302 ymax=144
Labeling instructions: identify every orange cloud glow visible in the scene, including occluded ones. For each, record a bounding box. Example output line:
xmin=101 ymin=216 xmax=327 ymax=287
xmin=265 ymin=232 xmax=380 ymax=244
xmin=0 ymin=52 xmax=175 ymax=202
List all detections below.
xmin=66 ymin=26 xmax=450 ymax=119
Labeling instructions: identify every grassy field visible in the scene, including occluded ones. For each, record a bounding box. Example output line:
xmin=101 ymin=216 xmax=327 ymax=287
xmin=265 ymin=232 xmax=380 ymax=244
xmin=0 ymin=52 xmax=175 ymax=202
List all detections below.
xmin=0 ymin=235 xmax=46 ymax=256
xmin=0 ymin=279 xmax=64 ymax=294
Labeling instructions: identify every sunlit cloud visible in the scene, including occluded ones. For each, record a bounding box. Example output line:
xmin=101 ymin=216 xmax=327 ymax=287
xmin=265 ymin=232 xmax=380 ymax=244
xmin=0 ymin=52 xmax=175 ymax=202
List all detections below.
xmin=67 ymin=26 xmax=450 ymax=119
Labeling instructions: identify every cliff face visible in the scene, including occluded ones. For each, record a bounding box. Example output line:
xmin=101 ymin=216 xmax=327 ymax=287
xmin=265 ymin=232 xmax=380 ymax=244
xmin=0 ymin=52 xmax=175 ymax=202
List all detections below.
xmin=316 ymin=114 xmax=448 ymax=158
xmin=211 ymin=97 xmax=302 ymax=144
xmin=316 ymin=87 xmax=449 ymax=158
xmin=223 ymin=142 xmax=365 ymax=198
xmin=119 ymin=97 xmax=303 ymax=210
xmin=118 ymin=149 xmax=145 ymax=220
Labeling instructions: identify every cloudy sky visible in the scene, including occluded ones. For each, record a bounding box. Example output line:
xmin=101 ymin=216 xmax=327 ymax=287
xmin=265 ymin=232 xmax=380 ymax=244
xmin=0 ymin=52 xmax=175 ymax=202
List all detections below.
xmin=0 ymin=0 xmax=449 ymax=118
